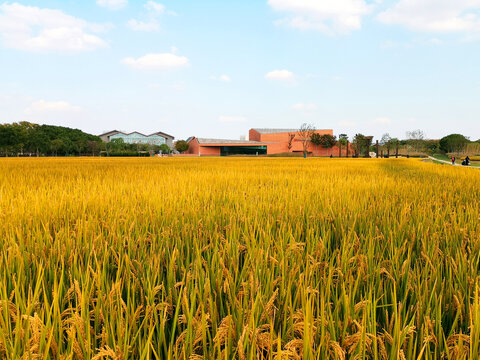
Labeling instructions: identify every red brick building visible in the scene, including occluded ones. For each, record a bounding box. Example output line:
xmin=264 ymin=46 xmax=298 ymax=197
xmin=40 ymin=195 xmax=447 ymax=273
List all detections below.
xmin=186 ymin=138 xmax=269 ymax=156
xmin=186 ymin=128 xmax=350 ymax=156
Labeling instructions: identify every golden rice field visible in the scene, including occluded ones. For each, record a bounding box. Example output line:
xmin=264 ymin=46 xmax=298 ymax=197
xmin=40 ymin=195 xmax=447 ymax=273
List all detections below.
xmin=1 ymin=157 xmax=480 ymax=360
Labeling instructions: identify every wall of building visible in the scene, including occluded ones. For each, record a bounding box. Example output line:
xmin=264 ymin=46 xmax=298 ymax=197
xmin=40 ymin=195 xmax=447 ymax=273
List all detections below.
xmin=249 ymin=129 xmax=333 ymax=155
xmin=198 ymin=146 xmax=220 ymax=156
xmin=185 ymin=138 xmax=200 ymax=155
xmin=186 ymin=132 xmax=353 ymax=157
xmin=186 ymin=139 xmax=221 ymax=156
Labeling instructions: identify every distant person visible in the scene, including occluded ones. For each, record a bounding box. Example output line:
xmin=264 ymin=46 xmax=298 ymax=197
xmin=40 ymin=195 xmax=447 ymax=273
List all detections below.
xmin=465 ymin=156 xmax=470 ymax=166
xmin=452 ymin=156 xmax=456 ymax=165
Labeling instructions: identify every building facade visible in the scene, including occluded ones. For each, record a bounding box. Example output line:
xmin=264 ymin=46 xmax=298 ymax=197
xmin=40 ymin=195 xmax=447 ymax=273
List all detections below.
xmin=249 ymin=128 xmax=335 ymax=155
xmin=99 ymin=130 xmax=174 ymax=148
xmin=186 ymin=138 xmax=268 ymax=156
xmin=186 ymin=128 xmax=351 ymax=156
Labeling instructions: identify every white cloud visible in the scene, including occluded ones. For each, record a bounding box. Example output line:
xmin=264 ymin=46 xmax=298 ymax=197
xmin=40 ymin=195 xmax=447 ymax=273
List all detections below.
xmin=268 ymin=0 xmax=372 ymax=35
xmin=0 ymin=3 xmax=109 ymax=52
xmin=122 ymin=52 xmax=189 ymax=70
xmin=378 ymin=0 xmax=480 ymax=33
xmin=127 ymin=19 xmax=160 ymax=32
xmin=292 ymin=103 xmax=317 ymax=111
xmin=373 ymin=117 xmax=392 ymax=124
xmin=145 ymin=1 xmax=165 ymax=13
xmin=210 ymin=75 xmax=231 ymax=82
xmin=339 ymin=120 xmax=357 ymax=127
xmin=24 ymin=100 xmax=82 ymax=114
xmin=265 ymin=69 xmax=294 ymax=81
xmin=219 ymin=75 xmax=231 ymax=82
xmin=219 ymin=116 xmax=247 ymax=123
xmin=97 ymin=0 xmax=127 ymax=11
xmin=127 ymin=1 xmax=171 ymax=32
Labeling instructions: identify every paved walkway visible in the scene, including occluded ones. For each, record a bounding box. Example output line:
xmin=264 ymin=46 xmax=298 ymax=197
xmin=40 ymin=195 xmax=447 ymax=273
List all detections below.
xmin=428 ymin=156 xmax=478 ymax=169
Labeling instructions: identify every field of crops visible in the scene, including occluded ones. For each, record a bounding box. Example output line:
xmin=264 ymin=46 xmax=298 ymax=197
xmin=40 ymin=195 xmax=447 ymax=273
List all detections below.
xmin=0 ymin=158 xmax=480 ymax=359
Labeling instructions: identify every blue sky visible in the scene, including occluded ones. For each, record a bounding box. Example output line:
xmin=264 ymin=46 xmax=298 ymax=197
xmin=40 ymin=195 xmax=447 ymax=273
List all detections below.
xmin=0 ymin=0 xmax=479 ymax=141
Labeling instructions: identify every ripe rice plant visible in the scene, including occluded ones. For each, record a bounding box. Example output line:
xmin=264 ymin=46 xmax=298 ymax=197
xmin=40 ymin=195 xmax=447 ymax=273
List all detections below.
xmin=0 ymin=157 xmax=479 ymax=359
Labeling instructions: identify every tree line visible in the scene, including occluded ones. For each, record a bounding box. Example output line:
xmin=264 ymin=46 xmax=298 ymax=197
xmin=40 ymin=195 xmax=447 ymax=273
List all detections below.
xmin=298 ymin=124 xmax=480 ymax=158
xmin=0 ymin=122 xmax=102 ymax=156
xmin=0 ymin=122 xmax=175 ymax=157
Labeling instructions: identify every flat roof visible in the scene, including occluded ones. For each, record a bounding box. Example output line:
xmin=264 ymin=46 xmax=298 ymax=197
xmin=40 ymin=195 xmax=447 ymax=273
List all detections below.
xmin=193 ymin=138 xmax=268 ymax=146
xmin=251 ymin=128 xmax=331 ymax=134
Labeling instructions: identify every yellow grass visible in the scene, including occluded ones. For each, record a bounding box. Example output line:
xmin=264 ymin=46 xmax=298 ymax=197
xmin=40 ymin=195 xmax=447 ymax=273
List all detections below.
xmin=0 ymin=157 xmax=479 ymax=359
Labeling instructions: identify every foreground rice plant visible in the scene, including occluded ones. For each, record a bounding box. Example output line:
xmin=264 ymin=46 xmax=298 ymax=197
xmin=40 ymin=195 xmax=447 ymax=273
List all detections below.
xmin=0 ymin=157 xmax=479 ymax=359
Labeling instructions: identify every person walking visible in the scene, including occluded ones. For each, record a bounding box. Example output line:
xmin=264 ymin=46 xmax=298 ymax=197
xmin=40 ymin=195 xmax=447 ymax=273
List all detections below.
xmin=452 ymin=156 xmax=456 ymax=165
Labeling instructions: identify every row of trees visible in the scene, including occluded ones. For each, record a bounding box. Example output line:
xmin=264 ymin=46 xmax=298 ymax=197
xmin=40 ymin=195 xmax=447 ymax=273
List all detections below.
xmin=0 ymin=122 xmax=102 ymax=156
xmin=295 ymin=125 xmax=480 ymax=158
xmin=297 ymin=123 xmax=369 ymax=157
xmin=0 ymin=122 xmax=181 ymax=157
xmin=377 ymin=131 xmax=478 ymax=155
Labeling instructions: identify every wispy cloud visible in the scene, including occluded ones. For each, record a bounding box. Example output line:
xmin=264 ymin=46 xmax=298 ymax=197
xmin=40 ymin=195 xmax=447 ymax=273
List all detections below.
xmin=0 ymin=3 xmax=109 ymax=52
xmin=123 ymin=52 xmax=189 ymax=70
xmin=378 ymin=0 xmax=480 ymax=36
xmin=97 ymin=0 xmax=127 ymax=11
xmin=268 ymin=0 xmax=373 ymax=35
xmin=265 ymin=69 xmax=294 ymax=81
xmin=372 ymin=117 xmax=392 ymax=124
xmin=292 ymin=103 xmax=317 ymax=111
xmin=210 ymin=75 xmax=231 ymax=82
xmin=339 ymin=120 xmax=357 ymax=127
xmin=219 ymin=116 xmax=247 ymax=123
xmin=24 ymin=100 xmax=82 ymax=114
xmin=127 ymin=1 xmax=174 ymax=32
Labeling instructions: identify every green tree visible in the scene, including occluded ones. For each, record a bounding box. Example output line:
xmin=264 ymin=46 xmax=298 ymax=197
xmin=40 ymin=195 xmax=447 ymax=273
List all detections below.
xmin=174 ymin=140 xmax=189 ymax=153
xmin=159 ymin=144 xmax=171 ymax=154
xmin=439 ymin=134 xmax=470 ymax=153
xmin=0 ymin=122 xmax=101 ymax=156
xmin=338 ymin=134 xmax=348 ymax=146
xmin=352 ymin=134 xmax=372 ymax=157
xmin=50 ymin=139 xmax=64 ymax=156
xmin=110 ymin=138 xmax=126 ymax=151
xmin=86 ymin=140 xmax=100 ymax=156
xmin=311 ymin=134 xmax=337 ymax=155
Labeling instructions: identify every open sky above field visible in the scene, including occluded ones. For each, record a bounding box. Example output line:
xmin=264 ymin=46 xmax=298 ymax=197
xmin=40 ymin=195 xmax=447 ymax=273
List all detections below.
xmin=0 ymin=0 xmax=479 ymax=141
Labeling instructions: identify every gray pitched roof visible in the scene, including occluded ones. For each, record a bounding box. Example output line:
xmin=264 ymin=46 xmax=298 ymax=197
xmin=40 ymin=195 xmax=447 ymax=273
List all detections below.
xmin=99 ymin=130 xmax=174 ymax=139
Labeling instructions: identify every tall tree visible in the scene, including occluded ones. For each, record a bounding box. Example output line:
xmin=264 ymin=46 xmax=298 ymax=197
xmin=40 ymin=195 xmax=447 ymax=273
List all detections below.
xmin=298 ymin=123 xmax=315 ymax=157
xmin=287 ymin=133 xmax=296 ymax=152
xmin=439 ymin=134 xmax=470 ymax=153
xmin=338 ymin=134 xmax=348 ymax=146
xmin=174 ymin=140 xmax=189 ymax=153
xmin=406 ymin=129 xmax=426 ymax=152
xmin=311 ymin=134 xmax=337 ymax=156
xmin=352 ymin=134 xmax=373 ymax=157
